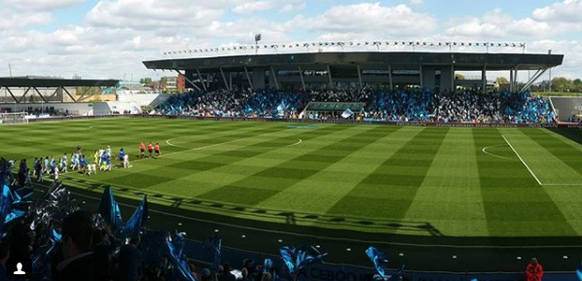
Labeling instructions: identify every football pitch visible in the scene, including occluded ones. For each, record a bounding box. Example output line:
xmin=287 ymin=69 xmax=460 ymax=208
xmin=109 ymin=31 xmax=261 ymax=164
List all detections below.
xmin=3 ymin=117 xmax=582 ymax=238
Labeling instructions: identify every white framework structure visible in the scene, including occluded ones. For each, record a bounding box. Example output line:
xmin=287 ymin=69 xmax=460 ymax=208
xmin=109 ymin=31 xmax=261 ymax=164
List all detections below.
xmin=161 ymin=40 xmax=527 ymax=59
xmin=0 ymin=112 xmax=28 ymax=124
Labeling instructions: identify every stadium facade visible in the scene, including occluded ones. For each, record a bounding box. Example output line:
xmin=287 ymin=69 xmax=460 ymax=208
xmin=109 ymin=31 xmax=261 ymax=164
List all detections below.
xmin=143 ymin=51 xmax=563 ymax=93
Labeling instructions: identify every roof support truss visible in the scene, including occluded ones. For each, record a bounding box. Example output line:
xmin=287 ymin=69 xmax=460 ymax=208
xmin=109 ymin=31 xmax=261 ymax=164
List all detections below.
xmin=175 ymin=69 xmax=201 ymax=91
xmin=3 ymin=87 xmax=19 ymax=103
xmin=62 ymin=87 xmax=77 ymax=102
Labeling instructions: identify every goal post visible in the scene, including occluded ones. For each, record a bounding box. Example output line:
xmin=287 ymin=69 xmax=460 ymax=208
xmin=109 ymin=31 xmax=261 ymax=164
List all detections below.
xmin=0 ymin=112 xmax=29 ymax=124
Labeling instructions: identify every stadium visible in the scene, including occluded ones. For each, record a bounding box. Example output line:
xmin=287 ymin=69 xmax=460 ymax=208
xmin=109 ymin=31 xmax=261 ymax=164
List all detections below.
xmin=0 ymin=39 xmax=582 ymax=281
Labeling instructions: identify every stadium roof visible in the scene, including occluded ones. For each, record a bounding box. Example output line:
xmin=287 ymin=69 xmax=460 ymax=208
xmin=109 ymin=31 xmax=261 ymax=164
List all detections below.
xmin=0 ymin=77 xmax=119 ymax=87
xmin=143 ymin=51 xmax=563 ymax=72
xmin=0 ymin=77 xmax=119 ymax=103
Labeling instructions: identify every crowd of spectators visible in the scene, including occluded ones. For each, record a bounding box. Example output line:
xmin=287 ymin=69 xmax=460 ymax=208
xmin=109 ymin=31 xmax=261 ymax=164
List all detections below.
xmin=157 ymin=88 xmax=557 ymax=124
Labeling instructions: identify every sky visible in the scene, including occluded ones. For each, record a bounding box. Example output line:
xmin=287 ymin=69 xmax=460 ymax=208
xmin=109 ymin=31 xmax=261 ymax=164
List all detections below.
xmin=0 ymin=0 xmax=581 ymax=81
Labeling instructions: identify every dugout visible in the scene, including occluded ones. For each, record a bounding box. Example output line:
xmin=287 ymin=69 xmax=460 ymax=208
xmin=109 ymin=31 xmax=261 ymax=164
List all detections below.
xmin=302 ymin=102 xmax=365 ymax=120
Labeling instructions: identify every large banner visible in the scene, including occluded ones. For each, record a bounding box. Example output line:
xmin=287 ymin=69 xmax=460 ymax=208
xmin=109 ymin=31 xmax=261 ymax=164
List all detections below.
xmin=182 ymin=240 xmax=578 ymax=281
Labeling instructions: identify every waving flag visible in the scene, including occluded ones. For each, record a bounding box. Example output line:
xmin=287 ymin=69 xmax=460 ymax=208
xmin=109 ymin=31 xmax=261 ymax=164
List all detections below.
xmin=98 ymin=187 xmax=123 ymax=231
xmin=166 ymin=233 xmax=196 ymax=281
xmin=0 ymin=185 xmax=13 ymax=237
xmin=277 ymin=102 xmax=287 ymax=112
xmin=366 ymin=246 xmax=388 ymax=278
xmin=341 ymin=108 xmax=354 ymax=118
xmin=203 ymin=234 xmax=222 ymax=271
xmin=280 ymin=245 xmax=326 ymax=281
xmin=365 ymin=246 xmax=405 ymax=280
xmin=263 ymin=258 xmax=273 ymax=273
xmin=121 ymin=195 xmax=148 ymax=238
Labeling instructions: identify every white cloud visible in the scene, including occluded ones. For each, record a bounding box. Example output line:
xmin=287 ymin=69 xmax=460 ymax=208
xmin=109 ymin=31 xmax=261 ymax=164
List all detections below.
xmin=527 ymin=40 xmax=582 ymax=79
xmin=3 ymin=0 xmax=86 ymax=10
xmin=305 ymin=3 xmax=437 ymax=38
xmin=232 ymin=1 xmax=275 ymax=14
xmin=533 ymin=0 xmax=582 ymax=23
xmin=280 ymin=0 xmax=305 ymax=13
xmin=1 ymin=0 xmax=582 ymax=80
xmin=86 ymin=0 xmax=225 ymax=30
xmin=444 ymin=9 xmax=552 ymax=39
xmin=0 ymin=10 xmax=52 ymax=31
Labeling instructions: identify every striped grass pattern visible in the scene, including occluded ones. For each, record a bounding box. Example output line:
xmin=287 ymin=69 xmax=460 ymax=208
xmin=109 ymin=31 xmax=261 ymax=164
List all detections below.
xmin=2 ymin=118 xmax=582 ymax=237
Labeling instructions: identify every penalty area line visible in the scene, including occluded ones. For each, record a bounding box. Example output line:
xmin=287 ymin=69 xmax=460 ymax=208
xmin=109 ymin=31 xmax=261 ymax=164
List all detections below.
xmin=502 ymin=135 xmax=542 ymax=186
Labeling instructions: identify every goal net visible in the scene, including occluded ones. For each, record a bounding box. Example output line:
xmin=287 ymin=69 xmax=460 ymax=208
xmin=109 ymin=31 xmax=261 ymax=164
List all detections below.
xmin=0 ymin=112 xmax=29 ymax=124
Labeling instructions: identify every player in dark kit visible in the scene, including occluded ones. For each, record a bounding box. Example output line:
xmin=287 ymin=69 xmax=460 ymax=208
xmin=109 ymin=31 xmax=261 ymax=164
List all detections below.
xmin=154 ymin=143 xmax=161 ymax=158
xmin=147 ymin=142 xmax=153 ymax=159
xmin=139 ymin=141 xmax=146 ymax=158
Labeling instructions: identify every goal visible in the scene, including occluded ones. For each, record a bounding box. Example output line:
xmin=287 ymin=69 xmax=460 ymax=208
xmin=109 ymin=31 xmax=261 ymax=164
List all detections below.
xmin=0 ymin=112 xmax=28 ymax=124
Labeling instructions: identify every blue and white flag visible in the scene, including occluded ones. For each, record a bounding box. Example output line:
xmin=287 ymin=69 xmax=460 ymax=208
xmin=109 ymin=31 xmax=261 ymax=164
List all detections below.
xmin=366 ymin=246 xmax=388 ymax=278
xmin=280 ymin=245 xmax=326 ymax=276
xmin=341 ymin=108 xmax=354 ymax=118
xmin=366 ymin=246 xmax=405 ymax=280
xmin=98 ymin=187 xmax=124 ymax=231
xmin=277 ymin=102 xmax=287 ymax=112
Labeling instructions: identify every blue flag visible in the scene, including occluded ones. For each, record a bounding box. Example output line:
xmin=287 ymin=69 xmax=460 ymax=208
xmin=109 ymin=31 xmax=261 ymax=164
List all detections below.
xmin=98 ymin=187 xmax=123 ymax=231
xmin=121 ymin=195 xmax=148 ymax=238
xmin=263 ymin=258 xmax=273 ymax=274
xmin=279 ymin=245 xmax=326 ymax=276
xmin=0 ymin=185 xmax=13 ymax=237
xmin=202 ymin=235 xmax=221 ymax=271
xmin=576 ymin=262 xmax=582 ymax=280
xmin=366 ymin=246 xmax=405 ymax=280
xmin=166 ymin=232 xmax=196 ymax=281
xmin=366 ymin=246 xmax=388 ymax=278
xmin=341 ymin=108 xmax=354 ymax=118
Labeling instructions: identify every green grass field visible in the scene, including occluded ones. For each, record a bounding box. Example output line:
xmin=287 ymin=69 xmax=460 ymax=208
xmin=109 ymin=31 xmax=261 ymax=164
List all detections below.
xmin=2 ymin=118 xmax=582 ymax=238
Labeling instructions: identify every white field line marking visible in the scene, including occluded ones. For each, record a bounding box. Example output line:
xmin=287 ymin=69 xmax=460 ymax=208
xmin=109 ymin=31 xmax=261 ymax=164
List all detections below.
xmin=481 ymin=144 xmax=517 ymax=161
xmin=165 ymin=138 xmax=180 ymax=147
xmin=152 ymin=131 xmax=294 ymax=161
xmin=286 ymin=138 xmax=302 ymax=147
xmin=502 ymin=135 xmax=543 ymax=186
xmin=542 ymin=183 xmax=582 ymax=186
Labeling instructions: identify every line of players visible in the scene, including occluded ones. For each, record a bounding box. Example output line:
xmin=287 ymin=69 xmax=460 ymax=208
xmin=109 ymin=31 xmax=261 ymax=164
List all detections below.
xmin=31 ymin=145 xmax=136 ymax=182
xmin=21 ymin=141 xmax=161 ymax=183
xmin=139 ymin=142 xmax=161 ymax=159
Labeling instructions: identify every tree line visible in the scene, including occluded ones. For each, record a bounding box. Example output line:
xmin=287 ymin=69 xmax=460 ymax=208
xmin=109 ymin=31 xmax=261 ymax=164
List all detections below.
xmin=495 ymin=77 xmax=582 ymax=93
